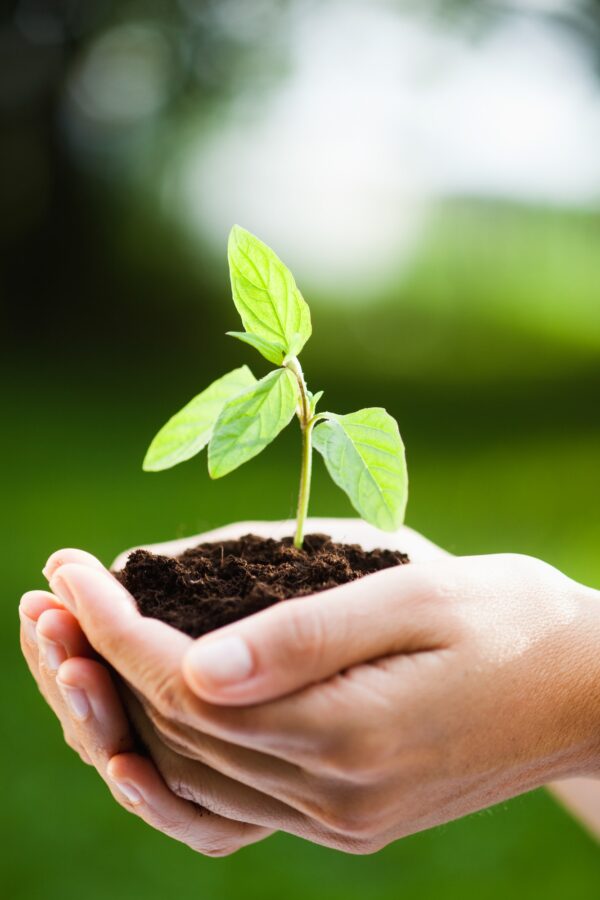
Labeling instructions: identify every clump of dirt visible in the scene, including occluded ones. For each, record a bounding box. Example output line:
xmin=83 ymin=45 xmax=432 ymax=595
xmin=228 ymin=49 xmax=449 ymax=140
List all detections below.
xmin=116 ymin=533 xmax=409 ymax=638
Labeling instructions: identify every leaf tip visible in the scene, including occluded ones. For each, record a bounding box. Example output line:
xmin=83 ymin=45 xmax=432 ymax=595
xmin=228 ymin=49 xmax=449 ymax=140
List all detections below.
xmin=207 ymin=458 xmax=224 ymax=480
xmin=142 ymin=455 xmax=158 ymax=473
xmin=228 ymin=223 xmax=249 ymax=247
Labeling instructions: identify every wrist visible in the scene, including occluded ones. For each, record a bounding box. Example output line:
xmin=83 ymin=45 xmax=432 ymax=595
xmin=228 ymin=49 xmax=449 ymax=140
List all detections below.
xmin=558 ymin=583 xmax=600 ymax=778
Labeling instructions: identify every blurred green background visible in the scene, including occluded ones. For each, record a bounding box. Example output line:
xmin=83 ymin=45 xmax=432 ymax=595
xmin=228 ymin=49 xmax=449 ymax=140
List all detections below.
xmin=2 ymin=1 xmax=600 ymax=897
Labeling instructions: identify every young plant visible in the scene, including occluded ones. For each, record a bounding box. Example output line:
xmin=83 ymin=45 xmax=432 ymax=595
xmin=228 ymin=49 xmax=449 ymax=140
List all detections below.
xmin=143 ymin=226 xmax=408 ymax=548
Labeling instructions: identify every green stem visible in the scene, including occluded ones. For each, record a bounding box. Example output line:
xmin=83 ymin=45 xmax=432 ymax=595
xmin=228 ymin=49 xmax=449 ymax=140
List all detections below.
xmin=285 ymin=357 xmax=313 ymax=549
xmin=294 ymin=417 xmax=314 ymax=549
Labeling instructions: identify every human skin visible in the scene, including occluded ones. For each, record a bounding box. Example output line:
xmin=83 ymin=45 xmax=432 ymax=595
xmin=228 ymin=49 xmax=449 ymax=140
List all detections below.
xmin=19 ymin=520 xmax=600 ymax=855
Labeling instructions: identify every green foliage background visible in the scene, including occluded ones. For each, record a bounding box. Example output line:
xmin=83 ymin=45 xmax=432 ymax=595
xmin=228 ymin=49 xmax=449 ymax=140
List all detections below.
xmin=2 ymin=0 xmax=600 ymax=896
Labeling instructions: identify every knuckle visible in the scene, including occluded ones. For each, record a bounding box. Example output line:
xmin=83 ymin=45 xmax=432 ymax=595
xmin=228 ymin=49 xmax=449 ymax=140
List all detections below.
xmin=62 ymin=730 xmax=80 ymax=753
xmin=152 ymin=812 xmax=192 ymax=841
xmin=149 ymin=709 xmax=197 ymax=757
xmin=281 ymin=602 xmax=326 ymax=667
xmin=166 ymin=819 xmax=240 ymax=858
xmin=168 ymin=818 xmax=201 ymax=845
xmin=159 ymin=729 xmax=195 ymax=759
xmin=116 ymin=795 xmax=140 ymax=815
xmin=347 ymin=747 xmax=389 ymax=783
xmin=343 ymin=836 xmax=385 ymax=856
xmin=195 ymin=842 xmax=241 ymax=858
xmin=163 ymin=772 xmax=198 ymax=805
xmin=317 ymin=730 xmax=385 ymax=783
xmin=340 ymin=810 xmax=381 ymax=841
xmin=314 ymin=737 xmax=350 ymax=777
xmin=320 ymin=753 xmax=370 ymax=782
xmin=151 ymin=670 xmax=183 ymax=719
xmin=310 ymin=786 xmax=381 ymax=840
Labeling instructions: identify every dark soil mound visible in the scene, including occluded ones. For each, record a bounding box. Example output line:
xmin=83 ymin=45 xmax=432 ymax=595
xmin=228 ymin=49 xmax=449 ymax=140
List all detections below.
xmin=116 ymin=533 xmax=409 ymax=638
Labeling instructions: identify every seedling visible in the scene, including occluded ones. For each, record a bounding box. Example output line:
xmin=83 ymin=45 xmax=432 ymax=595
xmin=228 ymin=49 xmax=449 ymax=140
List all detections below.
xmin=143 ymin=226 xmax=408 ymax=548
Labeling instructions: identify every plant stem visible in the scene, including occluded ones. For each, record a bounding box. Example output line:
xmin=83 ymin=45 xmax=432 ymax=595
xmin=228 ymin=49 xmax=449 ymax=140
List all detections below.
xmin=294 ymin=416 xmax=314 ymax=549
xmin=285 ymin=357 xmax=313 ymax=549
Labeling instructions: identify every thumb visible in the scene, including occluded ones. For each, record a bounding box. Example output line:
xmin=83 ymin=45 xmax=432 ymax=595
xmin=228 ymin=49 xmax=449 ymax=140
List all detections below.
xmin=181 ymin=563 xmax=441 ymax=706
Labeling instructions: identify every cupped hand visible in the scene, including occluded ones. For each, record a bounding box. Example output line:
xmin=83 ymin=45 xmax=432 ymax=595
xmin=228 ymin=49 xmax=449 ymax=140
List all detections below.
xmin=22 ymin=520 xmax=446 ymax=853
xmin=19 ymin=579 xmax=274 ymax=857
xmin=23 ymin=519 xmax=600 ymax=854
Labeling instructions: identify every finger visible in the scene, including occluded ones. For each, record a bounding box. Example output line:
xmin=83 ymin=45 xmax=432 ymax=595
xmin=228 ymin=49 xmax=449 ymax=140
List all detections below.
xmin=19 ymin=589 xmax=130 ymax=765
xmin=19 ymin=590 xmax=64 ymax=643
xmin=19 ymin=591 xmax=89 ymax=757
xmin=44 ymin=562 xmax=280 ymax=756
xmin=45 ymin=559 xmax=437 ymax=765
xmin=124 ymin=692 xmax=352 ymax=849
xmin=20 ymin=629 xmax=93 ymax=764
xmin=43 ymin=548 xmax=107 ymax=582
xmin=20 ymin=614 xmax=56 ymax=710
xmin=51 ymin=656 xmax=274 ymax=854
xmin=43 ymin=525 xmax=444 ymax=710
xmin=106 ymin=754 xmax=272 ymax=856
xmin=48 ymin=561 xmax=197 ymax=723
xmin=56 ymin=657 xmax=135 ymax=764
xmin=182 ymin=562 xmax=445 ymax=705
xmin=123 ymin=686 xmax=327 ymax=824
xmin=45 ymin=562 xmax=293 ymax=758
xmin=36 ymin=608 xmax=94 ymax=672
xmin=125 ymin=686 xmax=400 ymax=852
xmin=27 ymin=624 xmax=272 ymax=854
xmin=36 ymin=559 xmax=327 ymax=777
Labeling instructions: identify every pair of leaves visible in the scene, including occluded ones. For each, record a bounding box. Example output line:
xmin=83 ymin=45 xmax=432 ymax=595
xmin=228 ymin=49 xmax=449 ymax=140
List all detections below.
xmin=143 ymin=366 xmax=298 ymax=479
xmin=144 ymin=226 xmax=309 ymax=476
xmin=313 ymin=408 xmax=408 ymax=532
xmin=144 ymin=374 xmax=408 ymax=531
xmin=143 ymin=224 xmax=409 ymax=535
xmin=227 ymin=225 xmax=312 ymax=364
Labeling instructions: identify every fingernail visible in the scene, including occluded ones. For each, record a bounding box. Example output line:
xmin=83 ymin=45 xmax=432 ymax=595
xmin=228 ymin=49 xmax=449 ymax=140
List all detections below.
xmin=57 ymin=681 xmax=90 ymax=721
xmin=186 ymin=636 xmax=254 ymax=688
xmin=38 ymin=634 xmax=67 ymax=672
xmin=19 ymin=611 xmax=38 ymax=645
xmin=49 ymin=573 xmax=76 ymax=612
xmin=112 ymin=780 xmax=143 ymax=805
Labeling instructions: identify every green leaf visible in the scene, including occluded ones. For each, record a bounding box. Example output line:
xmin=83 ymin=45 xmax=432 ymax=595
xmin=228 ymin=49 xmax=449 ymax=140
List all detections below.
xmin=209 ymin=368 xmax=298 ymax=478
xmin=313 ymin=408 xmax=408 ymax=531
xmin=228 ymin=225 xmax=312 ymax=357
xmin=308 ymin=390 xmax=324 ymax=416
xmin=143 ymin=366 xmax=256 ymax=472
xmin=226 ymin=331 xmax=286 ymax=366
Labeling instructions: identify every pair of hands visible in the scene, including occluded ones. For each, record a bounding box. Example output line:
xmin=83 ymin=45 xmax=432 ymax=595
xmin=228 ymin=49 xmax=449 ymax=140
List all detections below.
xmin=20 ymin=519 xmax=600 ymax=856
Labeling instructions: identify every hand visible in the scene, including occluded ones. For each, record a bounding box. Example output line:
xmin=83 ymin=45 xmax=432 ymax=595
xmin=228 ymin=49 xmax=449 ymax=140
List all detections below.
xmin=19 ymin=578 xmax=273 ymax=856
xmin=26 ymin=520 xmax=600 ymax=853
xmin=22 ymin=519 xmax=444 ymax=853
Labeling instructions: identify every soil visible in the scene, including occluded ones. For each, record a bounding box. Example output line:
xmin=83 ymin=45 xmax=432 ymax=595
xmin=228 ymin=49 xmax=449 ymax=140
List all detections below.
xmin=116 ymin=533 xmax=409 ymax=638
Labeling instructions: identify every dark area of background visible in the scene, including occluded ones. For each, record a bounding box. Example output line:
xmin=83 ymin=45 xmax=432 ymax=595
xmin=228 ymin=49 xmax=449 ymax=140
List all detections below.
xmin=2 ymin=2 xmax=600 ymax=898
